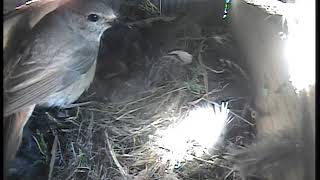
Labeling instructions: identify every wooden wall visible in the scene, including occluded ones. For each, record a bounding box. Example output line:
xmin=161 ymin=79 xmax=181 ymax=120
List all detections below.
xmin=230 ymin=0 xmax=303 ymax=139
xmin=229 ymin=0 xmax=315 ymax=179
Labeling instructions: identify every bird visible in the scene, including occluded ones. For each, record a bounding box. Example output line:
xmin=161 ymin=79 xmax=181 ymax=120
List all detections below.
xmin=3 ymin=0 xmax=117 ymax=173
xmin=4 ymin=0 xmax=70 ymax=50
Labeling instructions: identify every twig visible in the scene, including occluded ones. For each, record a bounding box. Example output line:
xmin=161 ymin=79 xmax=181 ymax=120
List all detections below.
xmin=86 ymin=112 xmax=94 ymax=156
xmin=116 ymin=94 xmax=156 ymax=114
xmin=224 ymin=169 xmax=235 ymax=180
xmin=48 ymin=134 xmax=58 ymax=180
xmin=159 ymin=0 xmax=162 ymax=16
xmin=76 ymin=119 xmax=84 ymax=142
xmin=198 ymin=48 xmax=225 ymax=74
xmin=65 ymin=170 xmax=76 ymax=180
xmin=208 ymin=83 xmax=230 ymax=95
xmin=105 ymin=131 xmax=128 ymax=179
xmin=188 ymin=83 xmax=230 ymax=106
xmin=203 ymin=60 xmax=226 ymax=73
xmin=56 ymin=136 xmax=65 ymax=165
xmin=198 ymin=40 xmax=209 ymax=94
xmin=45 ymin=112 xmax=61 ymax=125
xmin=229 ymin=110 xmax=254 ymax=126
xmin=116 ymin=107 xmax=144 ymax=120
xmin=32 ymin=135 xmax=46 ymax=157
xmin=139 ymin=0 xmax=159 ymax=13
xmin=192 ymin=156 xmax=233 ymax=170
xmin=71 ymin=142 xmax=77 ymax=159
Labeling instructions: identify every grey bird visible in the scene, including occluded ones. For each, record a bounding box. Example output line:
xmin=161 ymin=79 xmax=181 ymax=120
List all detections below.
xmin=3 ymin=0 xmax=117 ymax=172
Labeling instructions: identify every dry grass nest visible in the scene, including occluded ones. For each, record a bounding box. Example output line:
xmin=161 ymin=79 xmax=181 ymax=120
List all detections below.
xmin=44 ymin=38 xmax=256 ymax=180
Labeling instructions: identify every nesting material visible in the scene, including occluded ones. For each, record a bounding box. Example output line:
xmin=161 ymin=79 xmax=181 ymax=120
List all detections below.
xmin=49 ymin=25 xmax=254 ymax=179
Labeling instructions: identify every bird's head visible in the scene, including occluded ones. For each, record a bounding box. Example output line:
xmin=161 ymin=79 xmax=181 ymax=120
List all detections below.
xmin=63 ymin=0 xmax=118 ymax=42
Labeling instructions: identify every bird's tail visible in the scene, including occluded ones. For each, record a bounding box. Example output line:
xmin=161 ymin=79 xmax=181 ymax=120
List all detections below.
xmin=3 ymin=106 xmax=35 ymax=178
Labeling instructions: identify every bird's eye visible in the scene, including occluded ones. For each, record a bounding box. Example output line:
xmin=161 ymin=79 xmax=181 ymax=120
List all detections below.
xmin=87 ymin=14 xmax=100 ymax=22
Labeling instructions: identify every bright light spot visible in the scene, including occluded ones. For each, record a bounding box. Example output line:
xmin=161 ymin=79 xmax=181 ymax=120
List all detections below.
xmin=153 ymin=102 xmax=230 ymax=167
xmin=283 ymin=0 xmax=315 ymax=92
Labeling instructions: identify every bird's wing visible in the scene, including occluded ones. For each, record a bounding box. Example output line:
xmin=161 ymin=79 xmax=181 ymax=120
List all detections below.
xmin=4 ymin=0 xmax=70 ymax=50
xmin=4 ymin=36 xmax=98 ymax=116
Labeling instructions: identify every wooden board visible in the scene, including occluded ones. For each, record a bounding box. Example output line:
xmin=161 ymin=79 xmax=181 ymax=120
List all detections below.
xmin=229 ymin=0 xmax=315 ymax=179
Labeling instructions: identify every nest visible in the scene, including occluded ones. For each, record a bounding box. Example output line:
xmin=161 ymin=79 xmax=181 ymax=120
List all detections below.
xmin=42 ymin=32 xmax=255 ymax=180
